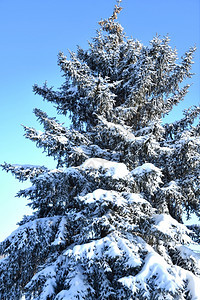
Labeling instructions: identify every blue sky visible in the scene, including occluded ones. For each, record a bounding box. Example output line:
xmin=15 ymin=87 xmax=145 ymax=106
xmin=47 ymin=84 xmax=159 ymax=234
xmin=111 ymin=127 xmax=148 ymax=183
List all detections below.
xmin=0 ymin=0 xmax=199 ymax=241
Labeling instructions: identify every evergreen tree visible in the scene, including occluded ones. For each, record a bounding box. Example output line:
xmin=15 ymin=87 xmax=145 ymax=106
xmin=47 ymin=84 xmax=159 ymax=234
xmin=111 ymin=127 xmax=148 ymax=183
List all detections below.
xmin=1 ymin=1 xmax=200 ymax=299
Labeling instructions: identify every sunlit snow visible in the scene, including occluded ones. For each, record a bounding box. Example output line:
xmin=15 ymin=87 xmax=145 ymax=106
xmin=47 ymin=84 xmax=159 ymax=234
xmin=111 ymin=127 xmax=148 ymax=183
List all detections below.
xmin=80 ymin=158 xmax=130 ymax=179
xmin=131 ymin=162 xmax=162 ymax=176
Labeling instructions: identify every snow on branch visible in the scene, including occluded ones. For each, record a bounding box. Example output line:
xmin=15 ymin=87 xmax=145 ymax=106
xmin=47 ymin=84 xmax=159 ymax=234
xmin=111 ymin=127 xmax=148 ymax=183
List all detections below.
xmin=1 ymin=163 xmax=48 ymax=182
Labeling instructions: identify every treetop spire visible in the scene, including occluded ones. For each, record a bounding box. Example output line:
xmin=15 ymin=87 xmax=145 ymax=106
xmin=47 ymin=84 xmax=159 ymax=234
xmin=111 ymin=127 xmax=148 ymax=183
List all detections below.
xmin=98 ymin=0 xmax=123 ymax=36
xmin=111 ymin=0 xmax=123 ymax=21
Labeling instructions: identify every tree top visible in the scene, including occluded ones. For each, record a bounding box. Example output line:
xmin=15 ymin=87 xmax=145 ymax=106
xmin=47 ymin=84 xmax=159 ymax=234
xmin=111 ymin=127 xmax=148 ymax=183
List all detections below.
xmin=98 ymin=0 xmax=123 ymax=35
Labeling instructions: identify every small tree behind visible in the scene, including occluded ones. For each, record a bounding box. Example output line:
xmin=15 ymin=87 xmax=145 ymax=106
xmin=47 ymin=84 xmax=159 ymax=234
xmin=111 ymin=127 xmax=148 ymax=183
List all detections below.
xmin=1 ymin=2 xmax=200 ymax=299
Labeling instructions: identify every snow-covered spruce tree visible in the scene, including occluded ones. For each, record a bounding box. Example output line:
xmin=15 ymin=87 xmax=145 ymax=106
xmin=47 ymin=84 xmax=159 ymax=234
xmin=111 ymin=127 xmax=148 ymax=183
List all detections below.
xmin=1 ymin=2 xmax=200 ymax=299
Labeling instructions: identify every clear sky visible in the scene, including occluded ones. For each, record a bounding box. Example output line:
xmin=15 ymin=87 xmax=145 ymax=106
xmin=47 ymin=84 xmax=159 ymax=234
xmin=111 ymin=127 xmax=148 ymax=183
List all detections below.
xmin=0 ymin=0 xmax=199 ymax=241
